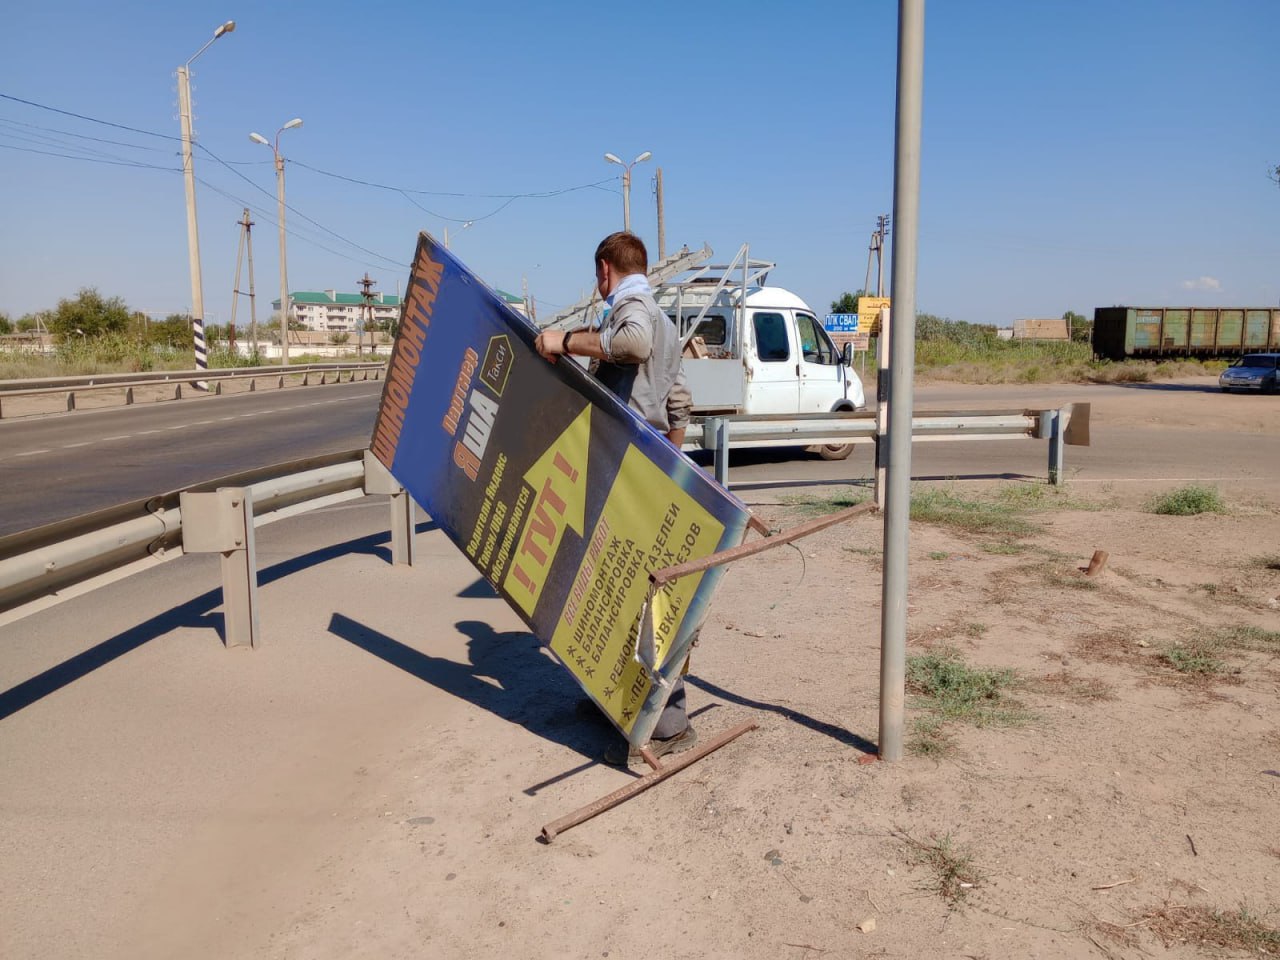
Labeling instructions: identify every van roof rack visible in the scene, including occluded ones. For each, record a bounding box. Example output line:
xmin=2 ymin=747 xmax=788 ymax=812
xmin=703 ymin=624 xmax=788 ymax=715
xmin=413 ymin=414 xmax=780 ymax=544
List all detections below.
xmin=539 ymin=244 xmax=713 ymax=331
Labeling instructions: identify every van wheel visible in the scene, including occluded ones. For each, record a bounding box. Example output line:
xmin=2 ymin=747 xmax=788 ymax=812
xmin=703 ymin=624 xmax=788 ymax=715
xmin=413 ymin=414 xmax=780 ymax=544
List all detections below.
xmin=816 ymin=443 xmax=854 ymax=461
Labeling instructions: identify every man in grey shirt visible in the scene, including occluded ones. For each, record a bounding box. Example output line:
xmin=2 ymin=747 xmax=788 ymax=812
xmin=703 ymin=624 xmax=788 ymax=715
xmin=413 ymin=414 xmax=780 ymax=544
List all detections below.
xmin=535 ymin=231 xmax=697 ymax=765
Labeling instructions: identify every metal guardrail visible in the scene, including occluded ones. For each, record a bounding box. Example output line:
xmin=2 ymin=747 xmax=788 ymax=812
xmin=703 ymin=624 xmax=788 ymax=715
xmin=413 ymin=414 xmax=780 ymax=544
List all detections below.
xmin=0 ymin=404 xmax=1090 ymax=636
xmin=0 ymin=449 xmax=416 ymax=637
xmin=0 ymin=362 xmax=385 ymax=418
xmin=695 ymin=404 xmax=1091 ymax=486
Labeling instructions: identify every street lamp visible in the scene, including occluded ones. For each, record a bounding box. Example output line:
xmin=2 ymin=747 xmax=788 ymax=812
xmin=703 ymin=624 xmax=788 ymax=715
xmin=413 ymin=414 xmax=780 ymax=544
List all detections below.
xmin=604 ymin=150 xmax=651 ymax=232
xmin=177 ymin=20 xmax=235 ymax=381
xmin=250 ymin=118 xmax=303 ymax=365
xmin=443 ymin=220 xmax=473 ymax=249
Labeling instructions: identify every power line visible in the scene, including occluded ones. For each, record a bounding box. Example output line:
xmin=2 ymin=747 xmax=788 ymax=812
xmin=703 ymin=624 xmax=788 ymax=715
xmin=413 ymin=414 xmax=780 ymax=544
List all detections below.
xmin=289 ymin=158 xmax=615 ymax=201
xmin=0 ymin=115 xmax=171 ymax=152
xmin=194 ymin=176 xmax=409 ymax=271
xmin=196 ymin=142 xmax=406 ymax=269
xmin=0 ymin=140 xmax=179 ymax=172
xmin=0 ymin=92 xmax=181 ymax=141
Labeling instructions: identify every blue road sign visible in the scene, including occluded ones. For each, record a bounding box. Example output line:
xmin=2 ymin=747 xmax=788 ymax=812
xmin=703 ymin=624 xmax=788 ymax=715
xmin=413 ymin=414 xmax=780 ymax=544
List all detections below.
xmin=824 ymin=313 xmax=860 ymax=333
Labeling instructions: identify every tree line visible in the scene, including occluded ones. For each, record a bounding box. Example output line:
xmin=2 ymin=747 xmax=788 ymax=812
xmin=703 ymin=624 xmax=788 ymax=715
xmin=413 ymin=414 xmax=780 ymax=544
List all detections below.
xmin=0 ymin=287 xmax=336 ymax=346
xmin=830 ymin=291 xmax=1091 ymax=343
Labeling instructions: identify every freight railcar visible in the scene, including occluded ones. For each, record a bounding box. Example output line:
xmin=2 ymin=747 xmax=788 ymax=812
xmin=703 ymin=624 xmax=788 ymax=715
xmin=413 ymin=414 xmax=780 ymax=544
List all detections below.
xmin=1092 ymin=307 xmax=1280 ymax=361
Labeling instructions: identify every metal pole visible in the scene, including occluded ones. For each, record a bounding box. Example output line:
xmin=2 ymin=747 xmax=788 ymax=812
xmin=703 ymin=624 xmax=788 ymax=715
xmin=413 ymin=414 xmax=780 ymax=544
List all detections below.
xmin=230 ymin=209 xmax=246 ymax=354
xmin=878 ymin=0 xmax=925 ymax=764
xmin=714 ymin=418 xmax=730 ymax=487
xmin=176 ymin=66 xmax=208 ymax=383
xmin=275 ymin=148 xmax=290 ymax=366
xmin=1049 ymin=410 xmax=1065 ymax=485
xmin=245 ymin=212 xmax=258 ymax=357
xmin=655 ymin=167 xmax=666 ymax=260
xmin=622 ymin=167 xmax=632 ymax=232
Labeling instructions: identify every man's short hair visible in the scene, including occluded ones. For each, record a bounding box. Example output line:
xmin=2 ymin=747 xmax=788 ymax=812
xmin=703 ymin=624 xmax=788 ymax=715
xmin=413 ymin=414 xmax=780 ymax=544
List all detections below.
xmin=595 ymin=231 xmax=648 ymax=276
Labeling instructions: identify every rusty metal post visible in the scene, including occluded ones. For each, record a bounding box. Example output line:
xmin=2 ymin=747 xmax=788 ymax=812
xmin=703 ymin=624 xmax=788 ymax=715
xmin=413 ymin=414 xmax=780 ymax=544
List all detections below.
xmin=540 ymin=721 xmax=757 ymax=842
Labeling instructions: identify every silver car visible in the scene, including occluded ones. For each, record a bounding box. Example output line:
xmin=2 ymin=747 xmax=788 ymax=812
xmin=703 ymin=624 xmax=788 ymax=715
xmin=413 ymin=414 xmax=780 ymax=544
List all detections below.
xmin=1219 ymin=353 xmax=1280 ymax=393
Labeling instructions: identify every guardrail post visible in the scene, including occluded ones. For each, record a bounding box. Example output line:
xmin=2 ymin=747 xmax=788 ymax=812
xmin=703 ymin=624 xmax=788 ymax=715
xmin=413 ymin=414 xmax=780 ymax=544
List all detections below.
xmin=1038 ymin=410 xmax=1066 ymax=485
xmin=363 ymin=450 xmax=416 ymax=565
xmin=179 ymin=487 xmax=260 ymax=647
xmin=701 ymin=417 xmax=730 ymax=487
xmin=66 ymin=391 xmax=76 ymax=412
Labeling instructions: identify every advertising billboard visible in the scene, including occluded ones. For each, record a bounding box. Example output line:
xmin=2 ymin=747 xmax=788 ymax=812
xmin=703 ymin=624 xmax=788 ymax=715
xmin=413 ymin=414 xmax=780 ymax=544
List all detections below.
xmin=370 ymin=234 xmax=751 ymax=745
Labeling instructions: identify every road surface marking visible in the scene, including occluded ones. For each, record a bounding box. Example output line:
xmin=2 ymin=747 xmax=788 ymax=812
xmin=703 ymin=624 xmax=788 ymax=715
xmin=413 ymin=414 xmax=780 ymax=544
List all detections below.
xmin=62 ymin=441 xmax=92 ymax=448
xmin=13 ymin=449 xmax=50 ymax=457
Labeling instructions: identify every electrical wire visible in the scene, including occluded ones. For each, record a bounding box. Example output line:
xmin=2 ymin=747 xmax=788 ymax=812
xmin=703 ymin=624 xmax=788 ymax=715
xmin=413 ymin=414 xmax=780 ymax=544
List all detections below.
xmin=0 ymin=140 xmax=179 ymax=172
xmin=289 ymin=158 xmax=615 ymax=201
xmin=197 ymin=142 xmax=407 ymax=269
xmin=0 ymin=115 xmax=172 ymax=153
xmin=0 ymin=92 xmax=181 ymax=141
xmin=194 ymin=176 xmax=410 ymax=271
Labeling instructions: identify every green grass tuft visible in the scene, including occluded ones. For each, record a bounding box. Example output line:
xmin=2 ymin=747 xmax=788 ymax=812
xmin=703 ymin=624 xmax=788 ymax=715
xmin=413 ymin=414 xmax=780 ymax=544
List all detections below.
xmin=1160 ymin=637 xmax=1226 ymax=675
xmin=1144 ymin=485 xmax=1226 ymax=516
xmin=907 ymin=648 xmax=1029 ymax=730
xmin=910 ymin=488 xmax=1041 ymax=538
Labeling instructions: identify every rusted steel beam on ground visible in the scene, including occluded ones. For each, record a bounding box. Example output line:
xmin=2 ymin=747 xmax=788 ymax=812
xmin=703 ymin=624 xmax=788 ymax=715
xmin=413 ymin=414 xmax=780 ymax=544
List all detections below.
xmin=539 ymin=721 xmax=757 ymax=842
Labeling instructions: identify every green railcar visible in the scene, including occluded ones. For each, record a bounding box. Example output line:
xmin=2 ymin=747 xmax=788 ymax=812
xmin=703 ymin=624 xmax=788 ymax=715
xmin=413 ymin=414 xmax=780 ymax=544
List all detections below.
xmin=1092 ymin=306 xmax=1280 ymax=361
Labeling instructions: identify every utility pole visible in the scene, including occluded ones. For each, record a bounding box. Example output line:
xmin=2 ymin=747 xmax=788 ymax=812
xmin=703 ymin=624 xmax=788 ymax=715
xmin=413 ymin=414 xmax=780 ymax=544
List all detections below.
xmin=249 ymin=118 xmax=302 ymax=365
xmin=230 ymin=208 xmax=260 ymax=359
xmin=864 ymin=214 xmax=892 ymax=298
xmin=177 ymin=21 xmax=235 ymax=385
xmin=522 ymin=275 xmax=531 ymax=319
xmin=655 ymin=167 xmax=666 ymax=261
xmin=875 ymin=214 xmax=891 ymax=297
xmin=358 ymin=272 xmax=376 ymax=358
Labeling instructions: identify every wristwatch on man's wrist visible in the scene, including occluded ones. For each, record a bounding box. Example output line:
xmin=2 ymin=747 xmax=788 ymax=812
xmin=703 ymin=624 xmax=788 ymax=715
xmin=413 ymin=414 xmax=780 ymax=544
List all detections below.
xmin=562 ymin=331 xmax=574 ymax=354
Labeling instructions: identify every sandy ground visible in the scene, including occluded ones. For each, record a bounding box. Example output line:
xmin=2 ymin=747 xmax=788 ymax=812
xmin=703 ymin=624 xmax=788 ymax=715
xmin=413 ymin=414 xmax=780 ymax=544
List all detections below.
xmin=2 ymin=379 xmax=1278 ymax=959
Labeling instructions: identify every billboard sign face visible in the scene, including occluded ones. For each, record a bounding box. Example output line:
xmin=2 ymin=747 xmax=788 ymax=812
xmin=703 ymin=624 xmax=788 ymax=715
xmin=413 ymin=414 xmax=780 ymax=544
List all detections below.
xmin=857 ymin=296 xmax=890 ymax=337
xmin=370 ymin=234 xmax=750 ymax=745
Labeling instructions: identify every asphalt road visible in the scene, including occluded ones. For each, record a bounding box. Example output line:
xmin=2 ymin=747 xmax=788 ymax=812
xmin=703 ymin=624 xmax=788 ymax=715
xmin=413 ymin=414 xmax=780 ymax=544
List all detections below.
xmin=2 ymin=377 xmax=1276 ymax=538
xmin=0 ymin=380 xmax=384 ymax=536
xmin=704 ymin=379 xmax=1280 ymax=497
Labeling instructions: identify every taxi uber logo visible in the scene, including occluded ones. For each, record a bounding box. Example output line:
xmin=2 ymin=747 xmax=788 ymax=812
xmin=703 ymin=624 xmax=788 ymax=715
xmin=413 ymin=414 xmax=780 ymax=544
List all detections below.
xmin=442 ymin=346 xmax=500 ymax=481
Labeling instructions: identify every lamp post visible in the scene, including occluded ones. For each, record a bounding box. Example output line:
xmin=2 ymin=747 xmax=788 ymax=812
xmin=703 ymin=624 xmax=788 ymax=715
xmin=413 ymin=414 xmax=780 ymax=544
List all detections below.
xmin=250 ymin=119 xmax=303 ymax=365
xmin=443 ymin=220 xmax=472 ymax=249
xmin=177 ymin=20 xmax=235 ymax=381
xmin=603 ymin=151 xmax=651 ymax=232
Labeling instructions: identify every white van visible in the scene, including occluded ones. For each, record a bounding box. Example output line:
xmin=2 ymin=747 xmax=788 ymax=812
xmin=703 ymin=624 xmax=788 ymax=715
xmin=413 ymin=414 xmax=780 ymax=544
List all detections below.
xmin=657 ymin=255 xmax=866 ymax=460
xmin=539 ymin=244 xmax=867 ymax=459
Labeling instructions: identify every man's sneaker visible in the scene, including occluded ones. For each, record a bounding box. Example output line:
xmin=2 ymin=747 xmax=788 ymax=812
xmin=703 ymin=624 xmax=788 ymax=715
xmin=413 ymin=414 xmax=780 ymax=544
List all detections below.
xmin=604 ymin=725 xmax=698 ymax=768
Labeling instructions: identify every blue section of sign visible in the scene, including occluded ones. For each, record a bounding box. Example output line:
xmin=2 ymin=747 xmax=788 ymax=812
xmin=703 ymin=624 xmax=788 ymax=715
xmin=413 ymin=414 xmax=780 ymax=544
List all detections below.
xmin=824 ymin=313 xmax=860 ymax=332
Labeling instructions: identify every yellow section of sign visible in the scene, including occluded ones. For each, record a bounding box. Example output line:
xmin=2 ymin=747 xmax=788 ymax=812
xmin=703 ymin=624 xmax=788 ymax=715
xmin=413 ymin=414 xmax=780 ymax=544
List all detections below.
xmin=550 ymin=446 xmax=724 ymax=733
xmin=504 ymin=406 xmax=590 ymax=616
xmin=857 ymin=296 xmax=890 ymax=336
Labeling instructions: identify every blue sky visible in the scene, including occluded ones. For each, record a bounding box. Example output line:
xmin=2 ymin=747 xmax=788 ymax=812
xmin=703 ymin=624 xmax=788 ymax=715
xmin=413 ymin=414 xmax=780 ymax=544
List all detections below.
xmin=2 ymin=0 xmax=1277 ymax=329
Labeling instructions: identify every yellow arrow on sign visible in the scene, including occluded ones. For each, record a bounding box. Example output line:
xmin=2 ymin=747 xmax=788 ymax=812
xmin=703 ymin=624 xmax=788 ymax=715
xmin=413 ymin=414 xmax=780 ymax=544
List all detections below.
xmin=505 ymin=405 xmax=591 ymax=615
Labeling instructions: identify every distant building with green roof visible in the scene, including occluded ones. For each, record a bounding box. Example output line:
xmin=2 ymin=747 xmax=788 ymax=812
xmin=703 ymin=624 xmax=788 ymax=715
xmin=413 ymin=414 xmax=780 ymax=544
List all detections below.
xmin=274 ymin=284 xmax=529 ymax=332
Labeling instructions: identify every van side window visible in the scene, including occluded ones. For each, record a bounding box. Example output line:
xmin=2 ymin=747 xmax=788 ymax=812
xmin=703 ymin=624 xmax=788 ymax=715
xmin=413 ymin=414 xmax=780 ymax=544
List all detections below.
xmin=691 ymin=314 xmax=726 ymax=346
xmin=753 ymin=312 xmax=790 ymax=362
xmin=795 ymin=314 xmax=835 ymax=364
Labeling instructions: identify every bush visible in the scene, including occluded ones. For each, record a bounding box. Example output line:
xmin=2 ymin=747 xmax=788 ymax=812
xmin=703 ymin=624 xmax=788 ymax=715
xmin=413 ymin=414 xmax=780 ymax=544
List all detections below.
xmin=1144 ymin=485 xmax=1226 ymax=516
